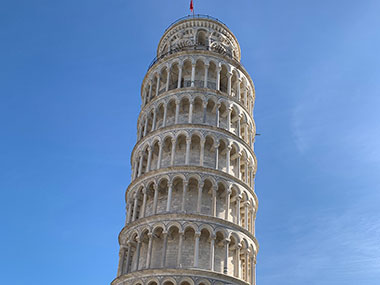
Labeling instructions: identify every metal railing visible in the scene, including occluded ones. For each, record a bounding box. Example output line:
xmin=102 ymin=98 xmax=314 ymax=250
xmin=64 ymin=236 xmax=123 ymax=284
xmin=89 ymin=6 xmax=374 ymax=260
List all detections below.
xmin=164 ymin=14 xmax=228 ymax=32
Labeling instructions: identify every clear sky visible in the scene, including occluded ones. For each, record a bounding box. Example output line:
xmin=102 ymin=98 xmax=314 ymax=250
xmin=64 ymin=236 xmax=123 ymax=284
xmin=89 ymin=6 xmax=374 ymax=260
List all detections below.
xmin=1 ymin=0 xmax=379 ymax=284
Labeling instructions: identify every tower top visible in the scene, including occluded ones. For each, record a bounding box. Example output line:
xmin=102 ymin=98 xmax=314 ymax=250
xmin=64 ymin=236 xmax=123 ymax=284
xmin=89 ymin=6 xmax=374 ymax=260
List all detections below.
xmin=156 ymin=14 xmax=241 ymax=62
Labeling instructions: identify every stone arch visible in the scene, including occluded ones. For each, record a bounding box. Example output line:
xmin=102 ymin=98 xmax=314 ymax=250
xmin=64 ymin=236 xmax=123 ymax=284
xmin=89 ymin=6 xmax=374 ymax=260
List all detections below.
xmin=205 ymin=97 xmax=217 ymax=126
xmin=155 ymin=102 xmax=166 ymax=130
xmin=169 ymin=61 xmax=180 ymax=90
xmin=207 ymin=60 xmax=217 ymax=89
xmin=182 ymin=59 xmax=193 ymax=88
xmin=194 ymin=58 xmax=205 ymax=88
xmin=216 ymin=181 xmax=227 ymax=219
xmin=162 ymin=278 xmax=177 ymax=285
xmin=147 ymin=279 xmax=160 ymax=285
xmin=203 ymin=134 xmax=215 ymax=168
xmin=166 ymin=98 xmax=177 ymax=126
xmin=161 ymin=134 xmax=174 ymax=168
xmin=196 ymin=29 xmax=208 ymax=46
xmin=192 ymin=95 xmax=204 ymax=124
xmin=218 ymin=100 xmax=228 ymax=130
xmin=197 ymin=280 xmax=211 ymax=285
xmin=217 ymin=138 xmax=228 ymax=172
xmin=189 ymin=132 xmax=201 ymax=165
xmin=201 ymin=178 xmax=214 ymax=216
xmin=178 ymin=95 xmax=190 ymax=124
xmin=182 ymin=225 xmax=196 ymax=268
xmin=179 ymin=277 xmax=195 ymax=285
xmin=219 ymin=64 xmax=228 ymax=93
xmin=150 ymin=224 xmax=166 ymax=268
xmin=174 ymin=132 xmax=187 ymax=165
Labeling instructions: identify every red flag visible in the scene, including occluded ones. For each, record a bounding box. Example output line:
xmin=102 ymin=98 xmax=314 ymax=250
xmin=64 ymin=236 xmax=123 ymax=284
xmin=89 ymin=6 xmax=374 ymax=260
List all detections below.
xmin=190 ymin=0 xmax=194 ymax=13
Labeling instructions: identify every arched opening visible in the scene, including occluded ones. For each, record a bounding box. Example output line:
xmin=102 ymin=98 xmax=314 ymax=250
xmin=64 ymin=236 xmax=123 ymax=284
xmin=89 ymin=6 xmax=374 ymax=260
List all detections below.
xmin=182 ymin=227 xmax=195 ymax=268
xmin=217 ymin=140 xmax=227 ymax=172
xmin=199 ymin=228 xmax=211 ymax=269
xmin=172 ymin=177 xmax=184 ymax=212
xmin=230 ymin=145 xmax=239 ymax=177
xmin=190 ymin=134 xmax=201 ymax=165
xmin=196 ymin=30 xmax=207 ymax=46
xmin=194 ymin=59 xmax=205 ymax=88
xmin=214 ymin=231 xmax=225 ymax=273
xmin=205 ymin=99 xmax=216 ymax=126
xmin=157 ymin=178 xmax=169 ymax=214
xmin=231 ymin=71 xmax=238 ymax=98
xmin=201 ymin=179 xmax=213 ymax=216
xmin=151 ymin=227 xmax=164 ymax=268
xmin=175 ymin=134 xmax=187 ymax=165
xmin=156 ymin=103 xmax=165 ymax=130
xmin=218 ymin=102 xmax=228 ymax=130
xmin=139 ymin=229 xmax=150 ymax=269
xmin=203 ymin=135 xmax=215 ymax=168
xmin=169 ymin=63 xmax=179 ymax=90
xmin=182 ymin=60 xmax=192 ymax=88
xmin=207 ymin=61 xmax=217 ymax=89
xmin=161 ymin=136 xmax=173 ymax=168
xmin=166 ymin=99 xmax=176 ymax=126
xmin=159 ymin=67 xmax=168 ymax=95
xmin=216 ymin=182 xmax=227 ymax=219
xmin=192 ymin=97 xmax=203 ymax=124
xmin=230 ymin=107 xmax=239 ymax=136
xmin=185 ymin=177 xmax=199 ymax=213
xmin=179 ymin=97 xmax=190 ymax=124
xmin=166 ymin=226 xmax=180 ymax=268
xmin=220 ymin=65 xmax=228 ymax=93
xmin=144 ymin=183 xmax=156 ymax=217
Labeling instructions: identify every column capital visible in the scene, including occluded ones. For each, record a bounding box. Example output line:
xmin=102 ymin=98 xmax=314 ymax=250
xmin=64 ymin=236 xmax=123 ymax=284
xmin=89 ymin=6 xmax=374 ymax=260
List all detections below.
xmin=195 ymin=231 xmax=201 ymax=238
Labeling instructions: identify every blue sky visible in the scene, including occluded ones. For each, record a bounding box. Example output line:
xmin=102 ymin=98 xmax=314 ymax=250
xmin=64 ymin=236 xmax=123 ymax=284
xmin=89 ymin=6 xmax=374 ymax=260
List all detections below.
xmin=1 ymin=0 xmax=379 ymax=284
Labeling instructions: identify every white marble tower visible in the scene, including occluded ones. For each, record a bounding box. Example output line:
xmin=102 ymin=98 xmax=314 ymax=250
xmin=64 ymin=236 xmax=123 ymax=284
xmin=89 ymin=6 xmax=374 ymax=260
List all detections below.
xmin=112 ymin=15 xmax=258 ymax=285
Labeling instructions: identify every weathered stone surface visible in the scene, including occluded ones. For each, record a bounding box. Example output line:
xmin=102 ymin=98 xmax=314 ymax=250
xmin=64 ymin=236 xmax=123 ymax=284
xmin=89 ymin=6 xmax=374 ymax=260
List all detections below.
xmin=112 ymin=16 xmax=257 ymax=285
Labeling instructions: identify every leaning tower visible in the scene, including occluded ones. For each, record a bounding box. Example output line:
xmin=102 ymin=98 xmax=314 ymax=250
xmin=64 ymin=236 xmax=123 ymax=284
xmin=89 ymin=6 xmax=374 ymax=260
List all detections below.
xmin=112 ymin=15 xmax=258 ymax=285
